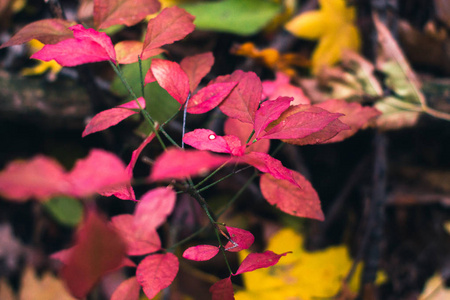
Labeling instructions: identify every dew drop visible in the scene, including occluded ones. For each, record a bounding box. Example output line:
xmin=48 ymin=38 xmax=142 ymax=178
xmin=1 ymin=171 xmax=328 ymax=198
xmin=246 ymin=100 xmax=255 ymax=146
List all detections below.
xmin=208 ymin=134 xmax=216 ymax=140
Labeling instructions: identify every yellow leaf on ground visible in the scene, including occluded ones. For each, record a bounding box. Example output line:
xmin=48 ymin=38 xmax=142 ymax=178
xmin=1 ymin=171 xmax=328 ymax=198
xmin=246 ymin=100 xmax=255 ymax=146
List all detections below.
xmin=284 ymin=0 xmax=360 ymax=74
xmin=19 ymin=266 xmax=76 ymax=300
xmin=419 ymin=273 xmax=450 ymax=300
xmin=22 ymin=39 xmax=62 ymax=79
xmin=235 ymin=228 xmax=385 ymax=300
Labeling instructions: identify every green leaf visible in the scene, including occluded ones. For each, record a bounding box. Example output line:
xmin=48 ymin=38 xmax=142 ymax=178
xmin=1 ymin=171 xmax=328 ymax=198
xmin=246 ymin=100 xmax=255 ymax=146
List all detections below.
xmin=110 ymin=59 xmax=180 ymax=124
xmin=182 ymin=0 xmax=281 ymax=36
xmin=43 ymin=196 xmax=83 ymax=227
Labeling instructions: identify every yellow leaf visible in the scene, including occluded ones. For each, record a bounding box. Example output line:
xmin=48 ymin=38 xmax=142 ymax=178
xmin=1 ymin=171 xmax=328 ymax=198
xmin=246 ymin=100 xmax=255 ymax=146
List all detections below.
xmin=22 ymin=39 xmax=62 ymax=79
xmin=284 ymin=0 xmax=360 ymax=74
xmin=235 ymin=228 xmax=385 ymax=300
xmin=19 ymin=266 xmax=76 ymax=300
xmin=419 ymin=273 xmax=450 ymax=300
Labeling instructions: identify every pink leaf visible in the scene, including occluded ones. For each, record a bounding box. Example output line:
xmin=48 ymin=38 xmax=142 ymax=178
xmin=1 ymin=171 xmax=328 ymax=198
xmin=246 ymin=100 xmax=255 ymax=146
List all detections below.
xmin=111 ymin=277 xmax=140 ymax=300
xmin=254 ymin=97 xmax=292 ymax=138
xmin=180 ymin=52 xmax=215 ymax=92
xmin=0 ymin=156 xmax=69 ymax=202
xmin=182 ymin=245 xmax=220 ymax=261
xmin=315 ymin=99 xmax=381 ymax=143
xmin=260 ymin=171 xmax=324 ymax=220
xmin=31 ymin=24 xmax=116 ymax=66
xmin=261 ymin=105 xmax=344 ymax=140
xmin=210 ymin=276 xmax=235 ymax=300
xmin=183 ymin=129 xmax=242 ymax=154
xmin=115 ymin=41 xmax=164 ymax=64
xmin=240 ymin=152 xmax=298 ymax=187
xmin=94 ymin=0 xmax=160 ymax=29
xmin=127 ymin=132 xmax=156 ymax=174
xmin=136 ymin=253 xmax=179 ymax=299
xmin=142 ymin=6 xmax=195 ymax=53
xmin=214 ymin=70 xmax=262 ymax=124
xmin=134 ymin=187 xmax=176 ymax=230
xmin=234 ymin=251 xmax=289 ymax=275
xmin=111 ymin=214 xmax=161 ymax=256
xmin=61 ymin=210 xmax=127 ymax=298
xmin=0 ymin=19 xmax=74 ymax=48
xmin=224 ymin=226 xmax=254 ymax=252
xmin=187 ymin=82 xmax=238 ymax=114
xmin=273 ymin=106 xmax=350 ymax=145
xmin=146 ymin=59 xmax=189 ymax=105
xmin=69 ymin=149 xmax=130 ymax=198
xmin=82 ymin=98 xmax=145 ymax=137
xmin=224 ymin=118 xmax=270 ymax=154
xmin=262 ymin=72 xmax=310 ymax=105
xmin=150 ymin=148 xmax=231 ymax=181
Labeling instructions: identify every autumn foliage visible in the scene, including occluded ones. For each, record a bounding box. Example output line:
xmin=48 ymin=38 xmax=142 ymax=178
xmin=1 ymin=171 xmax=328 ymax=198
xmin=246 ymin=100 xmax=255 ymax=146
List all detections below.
xmin=0 ymin=0 xmax=383 ymax=299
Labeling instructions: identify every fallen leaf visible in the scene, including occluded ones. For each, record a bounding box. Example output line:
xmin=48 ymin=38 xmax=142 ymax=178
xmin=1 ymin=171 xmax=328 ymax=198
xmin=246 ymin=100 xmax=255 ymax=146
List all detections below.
xmin=19 ymin=266 xmax=76 ymax=300
xmin=285 ymin=0 xmax=360 ymax=73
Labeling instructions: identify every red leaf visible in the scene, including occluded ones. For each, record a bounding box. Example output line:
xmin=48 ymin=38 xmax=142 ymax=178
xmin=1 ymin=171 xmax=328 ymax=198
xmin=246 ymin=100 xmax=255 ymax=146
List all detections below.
xmin=210 ymin=276 xmax=235 ymax=300
xmin=260 ymin=171 xmax=324 ymax=220
xmin=69 ymin=149 xmax=130 ymax=198
xmin=254 ymin=97 xmax=292 ymax=139
xmin=61 ymin=210 xmax=127 ymax=298
xmin=187 ymin=82 xmax=238 ymax=114
xmin=31 ymin=24 xmax=116 ymax=66
xmin=224 ymin=226 xmax=254 ymax=252
xmin=234 ymin=251 xmax=289 ymax=275
xmin=182 ymin=245 xmax=220 ymax=261
xmin=240 ymin=152 xmax=298 ymax=187
xmin=0 ymin=19 xmax=74 ymax=48
xmin=127 ymin=131 xmax=156 ymax=173
xmin=146 ymin=59 xmax=189 ymax=105
xmin=136 ymin=253 xmax=179 ymax=299
xmin=261 ymin=105 xmax=344 ymax=140
xmin=150 ymin=148 xmax=231 ymax=181
xmin=111 ymin=277 xmax=140 ymax=300
xmin=315 ymin=99 xmax=381 ymax=143
xmin=274 ymin=106 xmax=350 ymax=145
xmin=142 ymin=6 xmax=195 ymax=53
xmin=262 ymin=72 xmax=310 ymax=105
xmin=51 ymin=247 xmax=135 ymax=268
xmin=134 ymin=187 xmax=176 ymax=231
xmin=214 ymin=70 xmax=262 ymax=124
xmin=82 ymin=98 xmax=145 ymax=137
xmin=183 ymin=129 xmax=241 ymax=154
xmin=94 ymin=0 xmax=160 ymax=29
xmin=115 ymin=41 xmax=164 ymax=64
xmin=0 ymin=156 xmax=69 ymax=202
xmin=180 ymin=52 xmax=215 ymax=92
xmin=111 ymin=214 xmax=161 ymax=256
xmin=224 ymin=118 xmax=270 ymax=154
